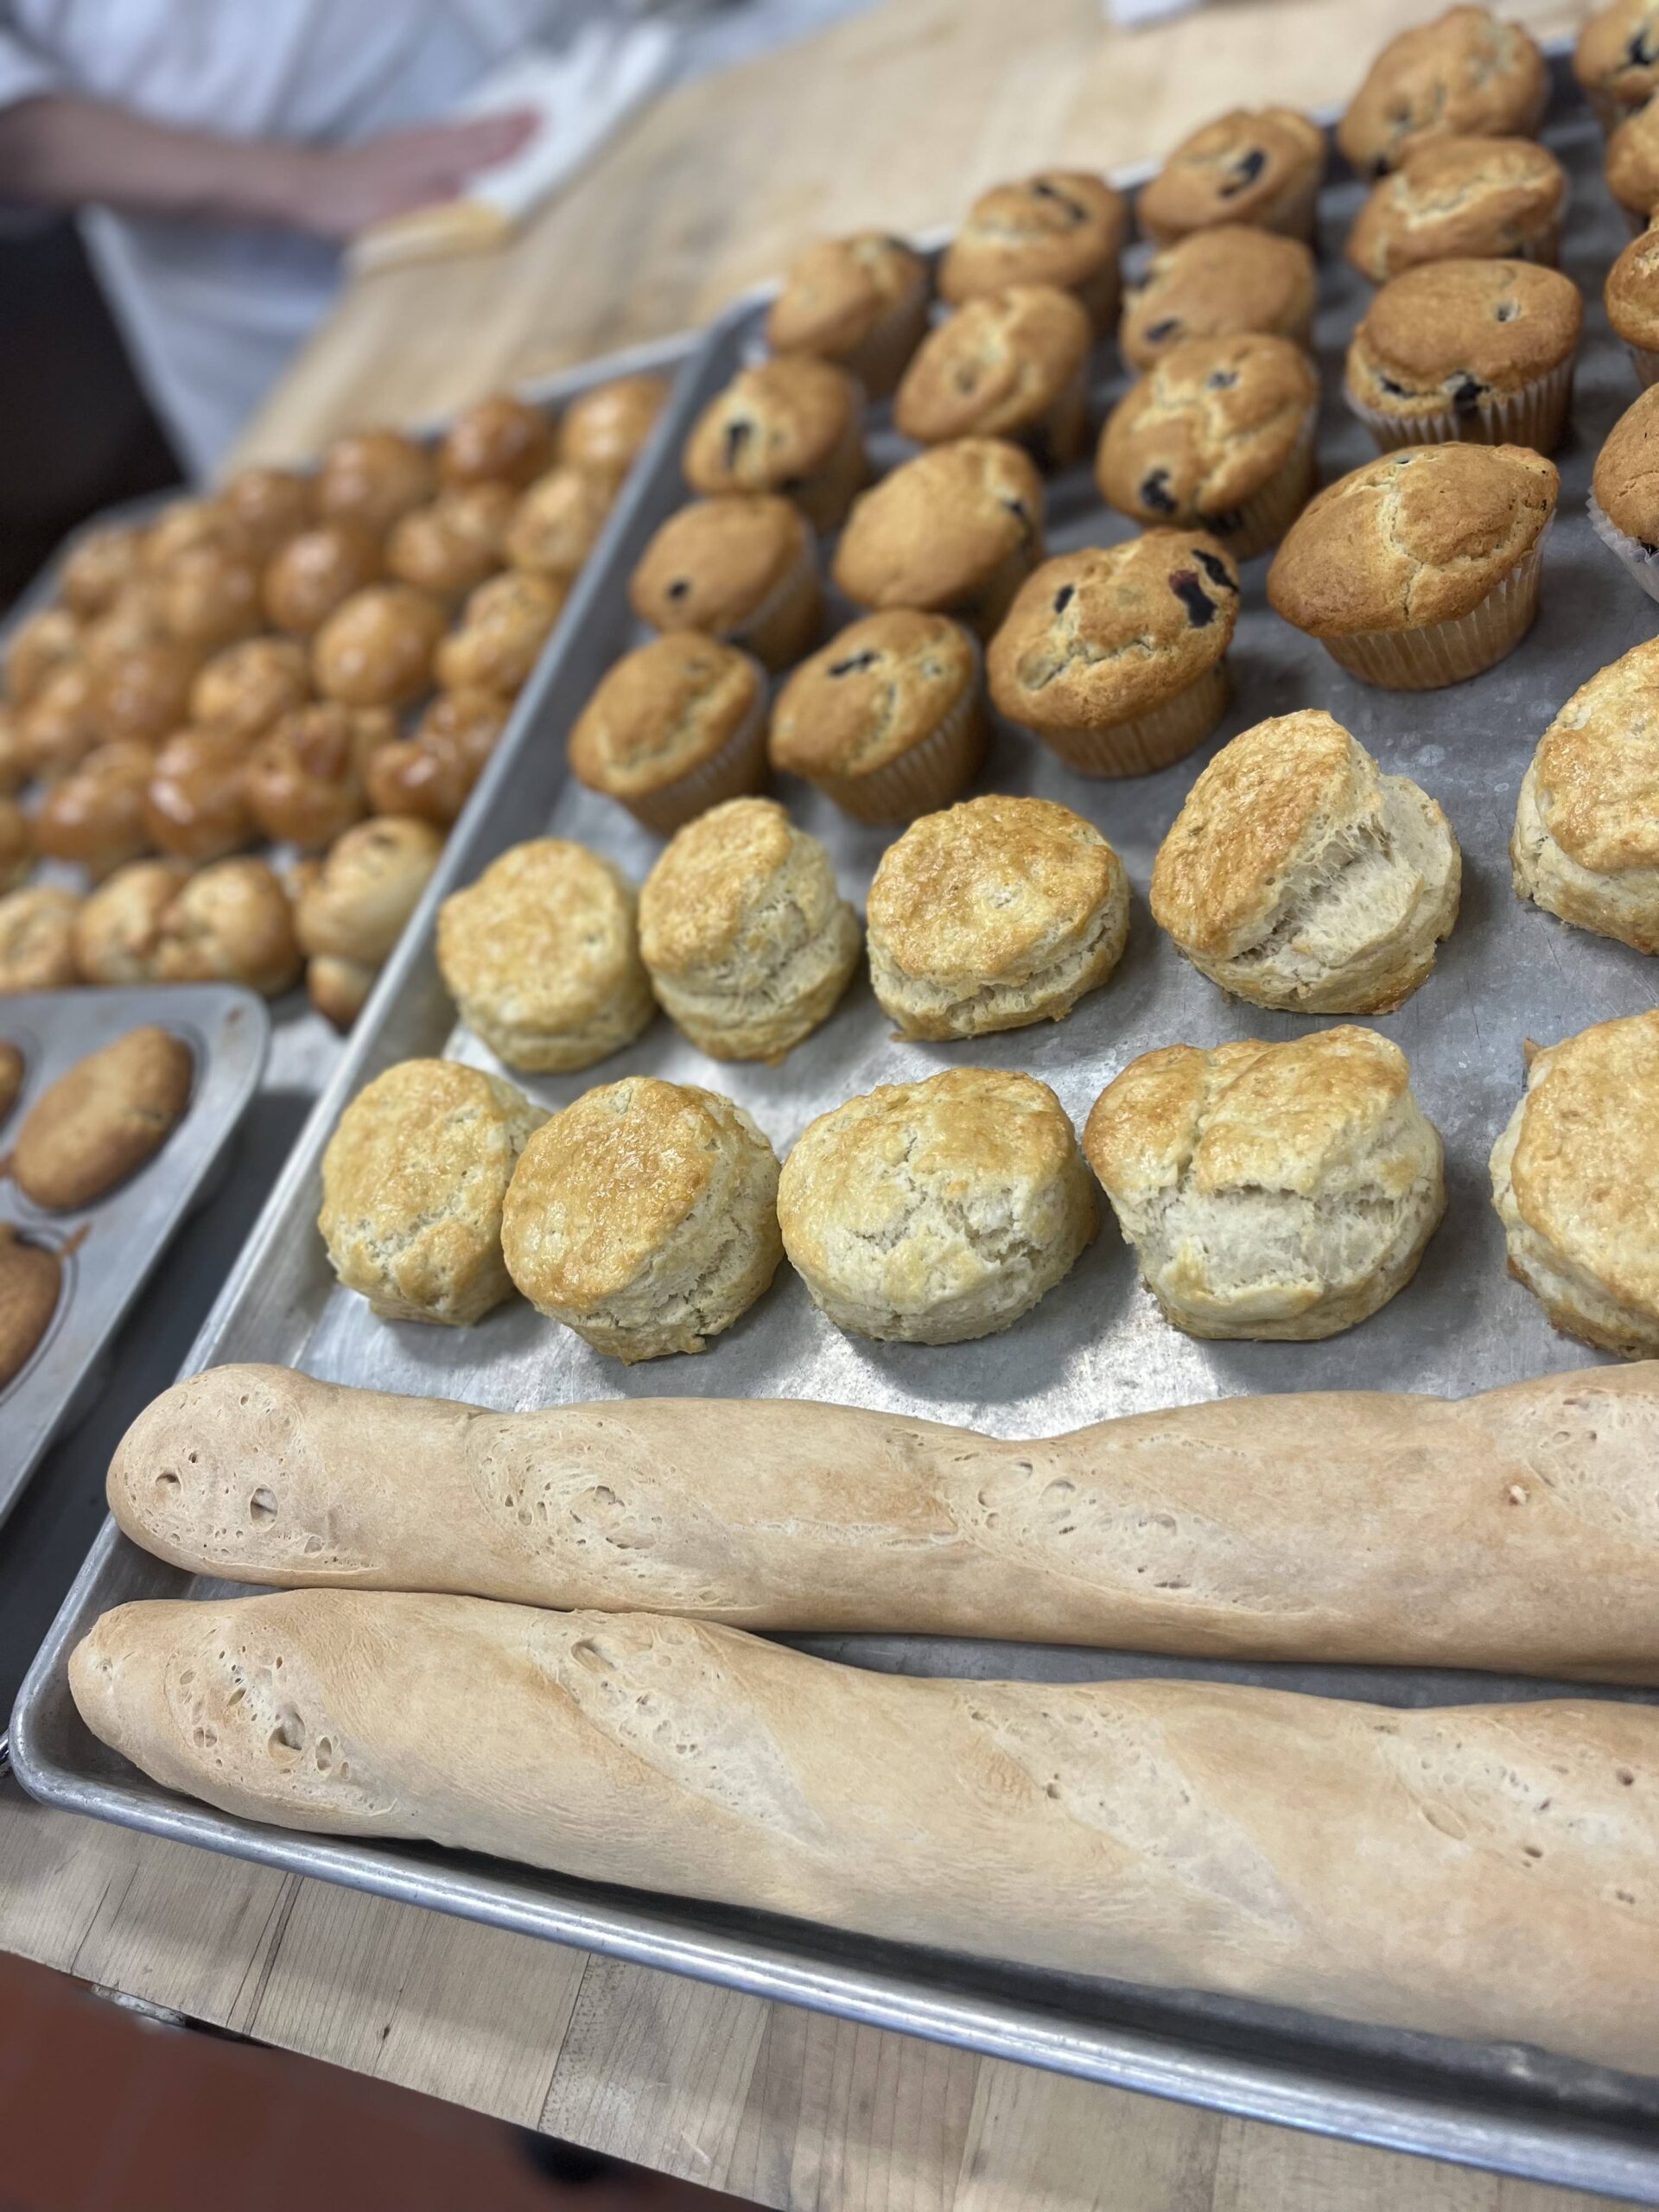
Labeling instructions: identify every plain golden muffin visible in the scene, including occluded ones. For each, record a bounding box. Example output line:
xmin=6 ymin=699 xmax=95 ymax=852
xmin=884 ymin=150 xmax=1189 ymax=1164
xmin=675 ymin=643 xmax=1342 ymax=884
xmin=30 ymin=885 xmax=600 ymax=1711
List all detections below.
xmin=568 ymin=632 xmax=767 ymax=836
xmin=682 ymin=357 xmax=867 ymax=532
xmin=988 ymin=531 xmax=1239 ymax=776
xmin=1338 ymin=7 xmax=1548 ymax=176
xmin=1118 ymin=227 xmax=1317 ymax=372
xmin=939 ymin=172 xmax=1128 ymax=331
xmin=1605 ymin=221 xmax=1659 ymax=383
xmin=765 ymin=234 xmax=931 ymax=397
xmin=627 ymin=496 xmax=820 ymax=671
xmin=1344 ymin=137 xmax=1567 ymax=282
xmin=1137 ymin=107 xmax=1325 ymax=245
xmin=11 ymin=1027 xmax=193 ymax=1211
xmin=1606 ymin=98 xmax=1659 ymax=228
xmin=893 ymin=285 xmax=1093 ymax=467
xmin=831 ymin=439 xmax=1045 ymax=636
xmin=867 ymin=794 xmax=1128 ymax=1039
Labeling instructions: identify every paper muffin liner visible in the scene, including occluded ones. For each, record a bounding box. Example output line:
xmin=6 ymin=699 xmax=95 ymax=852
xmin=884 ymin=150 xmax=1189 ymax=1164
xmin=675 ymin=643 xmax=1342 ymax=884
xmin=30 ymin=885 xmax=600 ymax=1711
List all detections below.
xmin=1205 ymin=405 xmax=1319 ymax=560
xmin=812 ymin=673 xmax=988 ymax=824
xmin=623 ymin=683 xmax=771 ymax=837
xmin=733 ymin=538 xmax=823 ymax=670
xmin=1346 ymin=353 xmax=1575 ymax=456
xmin=795 ymin=404 xmax=870 ymax=533
xmin=1033 ymin=658 xmax=1230 ymax=778
xmin=1589 ymin=490 xmax=1659 ymax=606
xmin=1627 ymin=340 xmax=1659 ymax=391
xmin=842 ymin=287 xmax=932 ymax=401
xmin=1318 ymin=535 xmax=1547 ymax=690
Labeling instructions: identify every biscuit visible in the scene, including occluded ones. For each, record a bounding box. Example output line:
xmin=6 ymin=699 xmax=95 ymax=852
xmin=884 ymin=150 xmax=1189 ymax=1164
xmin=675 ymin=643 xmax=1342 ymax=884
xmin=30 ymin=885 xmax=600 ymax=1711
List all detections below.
xmin=831 ymin=440 xmax=1045 ymax=636
xmin=154 ymin=858 xmax=302 ymax=997
xmin=0 ymin=1225 xmax=60 ymax=1390
xmin=0 ymin=887 xmax=82 ymax=994
xmin=501 ymin=1076 xmax=781 ymax=1360
xmin=1338 ymin=8 xmax=1548 ymax=176
xmin=11 ymin=1027 xmax=193 ymax=1210
xmin=778 ymin=1066 xmax=1096 ymax=1344
xmin=569 ymin=633 xmax=767 ymax=836
xmin=73 ymin=861 xmax=191 ymax=986
xmin=1119 ymin=227 xmax=1317 ymax=373
xmin=639 ymin=798 xmax=861 ymax=1061
xmin=1490 ymin=1011 xmax=1659 ymax=1357
xmin=1150 ymin=711 xmax=1461 ymax=1013
xmin=1084 ymin=1028 xmax=1446 ymax=1341
xmin=1512 ymin=637 xmax=1659 ymax=951
xmin=319 ymin=1058 xmax=545 ymax=1326
xmin=436 ymin=838 xmax=654 ymax=1071
xmin=867 ymin=795 xmax=1128 ymax=1039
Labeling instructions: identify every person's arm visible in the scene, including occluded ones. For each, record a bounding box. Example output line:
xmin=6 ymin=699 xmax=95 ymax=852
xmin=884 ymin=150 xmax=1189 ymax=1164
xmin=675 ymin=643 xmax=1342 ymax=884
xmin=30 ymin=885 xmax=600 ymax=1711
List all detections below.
xmin=0 ymin=94 xmax=537 ymax=237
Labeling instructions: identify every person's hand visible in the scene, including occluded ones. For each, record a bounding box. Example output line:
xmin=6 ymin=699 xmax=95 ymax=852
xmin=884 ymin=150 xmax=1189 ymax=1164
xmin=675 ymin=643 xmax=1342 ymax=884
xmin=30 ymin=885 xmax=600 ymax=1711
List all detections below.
xmin=272 ymin=110 xmax=540 ymax=238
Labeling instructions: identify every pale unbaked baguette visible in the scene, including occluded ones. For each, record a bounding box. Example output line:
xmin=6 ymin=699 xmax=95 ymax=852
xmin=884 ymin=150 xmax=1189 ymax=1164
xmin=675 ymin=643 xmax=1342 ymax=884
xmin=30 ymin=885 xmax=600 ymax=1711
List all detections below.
xmin=108 ymin=1363 xmax=1659 ymax=1680
xmin=70 ymin=1590 xmax=1659 ymax=2074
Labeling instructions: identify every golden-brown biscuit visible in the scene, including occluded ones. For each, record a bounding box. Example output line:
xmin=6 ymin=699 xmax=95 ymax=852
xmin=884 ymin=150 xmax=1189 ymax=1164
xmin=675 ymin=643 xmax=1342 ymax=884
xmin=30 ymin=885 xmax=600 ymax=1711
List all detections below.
xmin=73 ymin=860 xmax=191 ymax=985
xmin=188 ymin=636 xmax=311 ymax=747
xmin=11 ymin=1026 xmax=193 ymax=1210
xmin=143 ymin=729 xmax=255 ymax=863
xmin=314 ymin=429 xmax=435 ymax=537
xmin=363 ymin=689 xmax=506 ymax=826
xmin=312 ymin=583 xmax=446 ymax=710
xmin=262 ymin=519 xmax=384 ymax=638
xmin=245 ymin=702 xmax=391 ymax=850
xmin=433 ymin=571 xmax=564 ymax=697
xmin=0 ymin=1225 xmax=60 ymax=1389
xmin=154 ymin=858 xmax=302 ymax=996
xmin=34 ymin=741 xmax=155 ymax=880
xmin=0 ymin=887 xmax=82 ymax=993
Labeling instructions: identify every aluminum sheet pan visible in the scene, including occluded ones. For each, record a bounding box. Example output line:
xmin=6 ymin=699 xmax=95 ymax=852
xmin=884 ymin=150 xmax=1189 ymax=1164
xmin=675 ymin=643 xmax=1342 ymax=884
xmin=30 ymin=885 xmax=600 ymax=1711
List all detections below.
xmin=16 ymin=60 xmax=1659 ymax=2204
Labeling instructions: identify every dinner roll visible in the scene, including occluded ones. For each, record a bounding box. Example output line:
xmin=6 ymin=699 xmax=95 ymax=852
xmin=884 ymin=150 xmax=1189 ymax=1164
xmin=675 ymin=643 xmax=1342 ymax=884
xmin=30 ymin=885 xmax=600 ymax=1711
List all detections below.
xmin=142 ymin=728 xmax=254 ymax=863
xmin=314 ymin=429 xmax=435 ymax=536
xmin=35 ymin=741 xmax=154 ymax=880
xmin=0 ymin=886 xmax=82 ymax=993
xmin=90 ymin=639 xmax=201 ymax=749
xmin=295 ymin=816 xmax=443 ymax=967
xmin=556 ymin=372 xmax=669 ymax=485
xmin=60 ymin=522 xmax=148 ymax=619
xmin=364 ymin=689 xmax=506 ymax=827
xmin=263 ymin=519 xmax=384 ymax=638
xmin=73 ymin=860 xmax=190 ymax=985
xmin=17 ymin=662 xmax=100 ymax=782
xmin=1490 ymin=1011 xmax=1659 ymax=1357
xmin=219 ymin=465 xmax=313 ymax=561
xmin=306 ymin=956 xmax=378 ymax=1032
xmin=384 ymin=483 xmax=515 ymax=601
xmin=639 ymin=798 xmax=861 ymax=1061
xmin=4 ymin=606 xmax=80 ymax=706
xmin=501 ymin=1077 xmax=783 ymax=1360
xmin=0 ymin=799 xmax=29 ymax=899
xmin=505 ymin=465 xmax=613 ymax=583
xmin=439 ymin=394 xmax=553 ymax=490
xmin=1084 ymin=1028 xmax=1445 ymax=1341
xmin=246 ymin=702 xmax=390 ymax=850
xmin=868 ymin=795 xmax=1128 ymax=1040
xmin=778 ymin=1066 xmax=1095 ymax=1344
xmin=433 ymin=571 xmax=564 ymax=697
xmin=436 ymin=838 xmax=654 ymax=1071
xmin=153 ymin=857 xmax=302 ymax=996
xmin=320 ymin=1058 xmax=545 ymax=1325
xmin=153 ymin=541 xmax=264 ymax=655
xmin=188 ymin=636 xmax=310 ymax=747
xmin=0 ymin=704 xmax=28 ymax=795
xmin=1150 ymin=711 xmax=1461 ymax=1013
xmin=312 ymin=583 xmax=446 ymax=710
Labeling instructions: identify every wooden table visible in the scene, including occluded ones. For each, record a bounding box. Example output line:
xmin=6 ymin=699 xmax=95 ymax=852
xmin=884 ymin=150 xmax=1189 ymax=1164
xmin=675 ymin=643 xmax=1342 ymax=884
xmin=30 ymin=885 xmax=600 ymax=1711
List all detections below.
xmin=9 ymin=1 xmax=1634 ymax=2205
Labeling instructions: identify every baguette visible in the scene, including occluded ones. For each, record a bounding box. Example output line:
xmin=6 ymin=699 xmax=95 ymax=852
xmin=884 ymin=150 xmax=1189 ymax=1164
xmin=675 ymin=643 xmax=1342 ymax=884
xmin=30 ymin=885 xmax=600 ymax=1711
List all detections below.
xmin=109 ymin=1362 xmax=1659 ymax=1680
xmin=70 ymin=1589 xmax=1659 ymax=2075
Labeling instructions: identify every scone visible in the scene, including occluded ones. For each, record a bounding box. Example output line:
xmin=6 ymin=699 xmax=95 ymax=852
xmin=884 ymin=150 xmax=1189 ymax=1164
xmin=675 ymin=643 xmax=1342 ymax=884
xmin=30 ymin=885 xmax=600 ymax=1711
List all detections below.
xmin=0 ymin=887 xmax=82 ymax=994
xmin=1512 ymin=638 xmax=1659 ymax=950
xmin=1576 ymin=0 xmax=1659 ymax=129
xmin=1137 ymin=108 xmax=1325 ymax=245
xmin=893 ymin=285 xmax=1093 ymax=468
xmin=1119 ymin=227 xmax=1317 ymax=372
xmin=0 ymin=1225 xmax=60 ymax=1390
xmin=988 ymin=531 xmax=1239 ymax=775
xmin=765 ymin=233 xmax=931 ymax=397
xmin=627 ymin=496 xmax=820 ymax=671
xmin=638 ymin=798 xmax=861 ymax=1061
xmin=153 ymin=858 xmax=302 ymax=997
xmin=867 ymin=795 xmax=1128 ymax=1039
xmin=73 ymin=861 xmax=190 ymax=985
xmin=831 ymin=439 xmax=1046 ymax=637
xmin=10 ymin=1027 xmax=193 ymax=1211
xmin=501 ymin=1077 xmax=782 ymax=1360
xmin=319 ymin=1058 xmax=545 ymax=1325
xmin=1150 ymin=711 xmax=1461 ymax=1014
xmin=1338 ymin=8 xmax=1548 ymax=176
xmin=1267 ymin=443 xmax=1557 ymax=686
xmin=939 ymin=173 xmax=1128 ymax=332
xmin=682 ymin=357 xmax=867 ymax=533
xmin=1095 ymin=332 xmax=1320 ymax=558
xmin=1490 ymin=1012 xmax=1659 ymax=1356
xmin=1344 ymin=137 xmax=1567 ymax=282
xmin=1084 ymin=1028 xmax=1446 ymax=1341
xmin=778 ymin=1066 xmax=1095 ymax=1345
xmin=568 ymin=634 xmax=767 ymax=836
xmin=436 ymin=838 xmax=654 ymax=1071
xmin=768 ymin=610 xmax=985 ymax=823
xmin=1605 ymin=220 xmax=1659 ymax=386
xmin=1591 ymin=385 xmax=1659 ymax=601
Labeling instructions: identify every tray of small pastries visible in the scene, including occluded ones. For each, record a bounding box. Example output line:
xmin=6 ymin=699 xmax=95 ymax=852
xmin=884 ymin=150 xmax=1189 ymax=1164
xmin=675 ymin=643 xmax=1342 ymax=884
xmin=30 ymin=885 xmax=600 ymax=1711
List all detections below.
xmin=17 ymin=17 xmax=1659 ymax=2199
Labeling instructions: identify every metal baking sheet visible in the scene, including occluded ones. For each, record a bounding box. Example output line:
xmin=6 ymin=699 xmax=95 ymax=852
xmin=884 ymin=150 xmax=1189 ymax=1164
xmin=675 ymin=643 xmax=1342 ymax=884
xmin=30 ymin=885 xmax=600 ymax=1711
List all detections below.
xmin=17 ymin=56 xmax=1659 ymax=2202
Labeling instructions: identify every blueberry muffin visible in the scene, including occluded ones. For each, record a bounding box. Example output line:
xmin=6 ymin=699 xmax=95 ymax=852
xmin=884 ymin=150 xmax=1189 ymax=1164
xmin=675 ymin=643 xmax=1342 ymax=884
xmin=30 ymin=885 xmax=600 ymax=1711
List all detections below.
xmin=766 ymin=234 xmax=931 ymax=397
xmin=1119 ymin=227 xmax=1317 ymax=372
xmin=1137 ymin=108 xmax=1325 ymax=246
xmin=1345 ymin=137 xmax=1567 ymax=281
xmin=939 ymin=172 xmax=1128 ymax=332
xmin=1338 ymin=7 xmax=1548 ymax=176
xmin=683 ymin=357 xmax=867 ymax=532
xmin=628 ymin=496 xmax=820 ymax=671
xmin=893 ymin=285 xmax=1093 ymax=469
xmin=569 ymin=633 xmax=768 ymax=836
xmin=1607 ymin=98 xmax=1659 ymax=232
xmin=831 ymin=439 xmax=1045 ymax=636
xmin=1576 ymin=0 xmax=1659 ymax=130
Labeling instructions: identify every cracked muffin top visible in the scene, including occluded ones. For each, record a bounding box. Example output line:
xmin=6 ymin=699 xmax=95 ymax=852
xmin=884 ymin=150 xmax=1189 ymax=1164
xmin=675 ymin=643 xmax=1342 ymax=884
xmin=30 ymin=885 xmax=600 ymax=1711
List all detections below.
xmin=1119 ymin=227 xmax=1317 ymax=372
xmin=683 ymin=358 xmax=861 ymax=497
xmin=1344 ymin=136 xmax=1567 ymax=283
xmin=988 ymin=531 xmax=1240 ymax=733
xmin=768 ymin=610 xmax=979 ymax=781
xmin=832 ymin=439 xmax=1044 ymax=612
xmin=1267 ymin=443 xmax=1558 ymax=634
xmin=1095 ymin=333 xmax=1319 ymax=531
xmin=1136 ymin=107 xmax=1325 ymax=243
xmin=1337 ymin=7 xmax=1548 ymax=177
xmin=939 ymin=172 xmax=1128 ymax=304
xmin=1345 ymin=259 xmax=1582 ymax=417
xmin=893 ymin=285 xmax=1092 ymax=445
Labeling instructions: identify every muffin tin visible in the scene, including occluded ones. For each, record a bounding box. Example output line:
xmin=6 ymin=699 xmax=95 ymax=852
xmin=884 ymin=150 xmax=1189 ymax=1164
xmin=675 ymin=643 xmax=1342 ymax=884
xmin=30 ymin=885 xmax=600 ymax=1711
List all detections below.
xmin=17 ymin=47 xmax=1659 ymax=2202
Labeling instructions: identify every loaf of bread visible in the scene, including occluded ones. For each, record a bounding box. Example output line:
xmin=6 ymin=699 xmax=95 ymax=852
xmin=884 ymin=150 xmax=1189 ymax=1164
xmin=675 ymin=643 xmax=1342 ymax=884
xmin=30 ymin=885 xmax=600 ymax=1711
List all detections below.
xmin=108 ymin=1362 xmax=1659 ymax=1681
xmin=69 ymin=1588 xmax=1659 ymax=2074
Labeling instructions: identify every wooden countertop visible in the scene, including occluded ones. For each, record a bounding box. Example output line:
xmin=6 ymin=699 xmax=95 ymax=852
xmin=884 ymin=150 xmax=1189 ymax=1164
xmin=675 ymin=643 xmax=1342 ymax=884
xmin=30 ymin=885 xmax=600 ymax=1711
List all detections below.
xmin=10 ymin=3 xmax=1630 ymax=2206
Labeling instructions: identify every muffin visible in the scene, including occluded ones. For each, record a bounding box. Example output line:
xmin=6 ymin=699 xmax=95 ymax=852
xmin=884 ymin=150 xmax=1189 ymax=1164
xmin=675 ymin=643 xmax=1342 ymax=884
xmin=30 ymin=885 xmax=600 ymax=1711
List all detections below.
xmin=1344 ymin=259 xmax=1581 ymax=454
xmin=315 ymin=429 xmax=435 ymax=536
xmin=312 ymin=583 xmax=446 ymax=710
xmin=893 ymin=285 xmax=1093 ymax=469
xmin=768 ymin=611 xmax=985 ymax=823
xmin=439 ymin=393 xmax=553 ymax=490
xmin=939 ymin=173 xmax=1128 ymax=332
xmin=1119 ymin=227 xmax=1317 ymax=373
xmin=1095 ymin=331 xmax=1320 ymax=559
xmin=556 ymin=373 xmax=670 ymax=486
xmin=364 ymin=689 xmax=507 ymax=827
xmin=60 ymin=523 xmax=148 ymax=620
xmin=1491 ymin=1013 xmax=1659 ymax=1356
xmin=435 ymin=571 xmax=564 ymax=696
xmin=1338 ymin=8 xmax=1548 ymax=177
xmin=766 ymin=233 xmax=931 ymax=397
xmin=263 ymin=519 xmax=383 ymax=637
xmin=385 ymin=483 xmax=515 ymax=601
xmin=777 ymin=1065 xmax=1095 ymax=1345
xmin=18 ymin=663 xmax=100 ymax=782
xmin=639 ymin=798 xmax=861 ymax=1061
xmin=1606 ymin=222 xmax=1659 ymax=386
xmin=1084 ymin=1028 xmax=1445 ymax=1341
xmin=1590 ymin=384 xmax=1659 ymax=600
xmin=988 ymin=531 xmax=1239 ymax=776
xmin=683 ymin=357 xmax=867 ymax=533
xmin=219 ymin=465 xmax=313 ymax=562
xmin=3 ymin=607 xmax=79 ymax=708
xmin=831 ymin=439 xmax=1045 ymax=638
xmin=867 ymin=794 xmax=1128 ymax=1040
xmin=1575 ymin=0 xmax=1659 ymax=130
xmin=1606 ymin=99 xmax=1659 ymax=231
xmin=34 ymin=742 xmax=154 ymax=880
xmin=1137 ymin=108 xmax=1325 ymax=246
xmin=294 ymin=815 xmax=442 ymax=967
xmin=246 ymin=702 xmax=387 ymax=849
xmin=89 ymin=639 xmax=201 ymax=749
xmin=504 ymin=465 xmax=614 ymax=583
xmin=1512 ymin=638 xmax=1659 ymax=951
xmin=1150 ymin=711 xmax=1461 ymax=1013
xmin=153 ymin=858 xmax=302 ymax=996
xmin=627 ymin=496 xmax=820 ymax=671
xmin=188 ymin=635 xmax=310 ymax=747
xmin=73 ymin=860 xmax=190 ymax=985
xmin=1267 ymin=443 xmax=1557 ymax=687
xmin=11 ymin=1027 xmax=193 ymax=1211
xmin=143 ymin=729 xmax=256 ymax=862
xmin=1345 ymin=137 xmax=1567 ymax=281
xmin=0 ymin=887 xmax=81 ymax=994
xmin=501 ymin=1077 xmax=782 ymax=1362
xmin=435 ymin=838 xmax=654 ymax=1071
xmin=0 ymin=798 xmax=31 ymax=893
xmin=320 ymin=1058 xmax=545 ymax=1326
xmin=569 ymin=634 xmax=767 ymax=836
